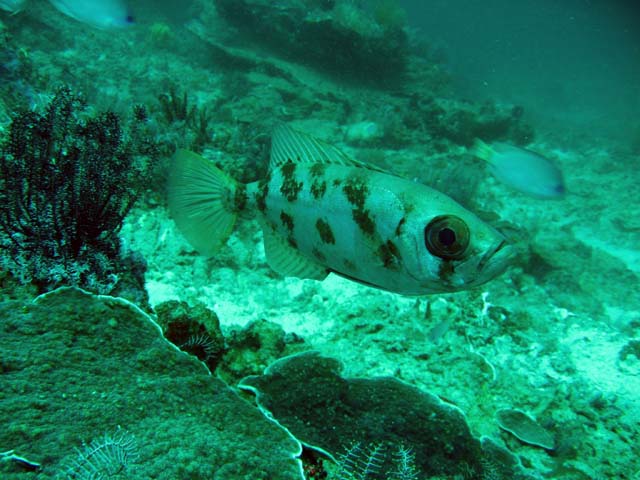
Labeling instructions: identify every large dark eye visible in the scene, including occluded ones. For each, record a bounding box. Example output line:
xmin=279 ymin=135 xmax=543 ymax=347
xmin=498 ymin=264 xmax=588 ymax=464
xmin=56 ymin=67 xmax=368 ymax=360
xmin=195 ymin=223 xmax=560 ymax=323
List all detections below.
xmin=424 ymin=215 xmax=470 ymax=260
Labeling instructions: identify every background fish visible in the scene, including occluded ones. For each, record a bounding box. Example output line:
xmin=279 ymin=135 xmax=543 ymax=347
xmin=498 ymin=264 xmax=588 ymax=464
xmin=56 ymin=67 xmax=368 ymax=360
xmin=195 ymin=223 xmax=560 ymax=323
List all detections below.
xmin=471 ymin=139 xmax=565 ymax=199
xmin=47 ymin=0 xmax=133 ymax=29
xmin=0 ymin=0 xmax=26 ymax=13
xmin=168 ymin=126 xmax=514 ymax=295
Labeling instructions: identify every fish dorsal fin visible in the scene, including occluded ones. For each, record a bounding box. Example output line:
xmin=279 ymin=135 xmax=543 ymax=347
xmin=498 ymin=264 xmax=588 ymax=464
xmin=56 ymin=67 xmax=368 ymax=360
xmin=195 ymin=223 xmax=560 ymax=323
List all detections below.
xmin=271 ymin=124 xmax=378 ymax=171
xmin=261 ymin=223 xmax=328 ymax=281
xmin=271 ymin=124 xmax=356 ymax=168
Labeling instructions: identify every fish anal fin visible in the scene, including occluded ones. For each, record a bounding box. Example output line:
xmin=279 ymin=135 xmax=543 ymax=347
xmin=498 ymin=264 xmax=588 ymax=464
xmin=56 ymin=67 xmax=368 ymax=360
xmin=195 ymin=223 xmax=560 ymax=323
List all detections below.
xmin=262 ymin=224 xmax=328 ymax=281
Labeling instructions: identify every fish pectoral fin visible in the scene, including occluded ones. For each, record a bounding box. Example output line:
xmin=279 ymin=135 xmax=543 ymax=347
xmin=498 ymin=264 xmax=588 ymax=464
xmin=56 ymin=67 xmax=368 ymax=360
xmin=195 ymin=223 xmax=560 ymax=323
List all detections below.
xmin=270 ymin=124 xmax=387 ymax=173
xmin=262 ymin=224 xmax=328 ymax=281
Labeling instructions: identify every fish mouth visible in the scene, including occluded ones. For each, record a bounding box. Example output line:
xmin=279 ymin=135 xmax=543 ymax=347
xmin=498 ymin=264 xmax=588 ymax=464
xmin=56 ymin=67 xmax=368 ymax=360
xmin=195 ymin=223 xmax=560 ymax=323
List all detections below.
xmin=477 ymin=239 xmax=515 ymax=274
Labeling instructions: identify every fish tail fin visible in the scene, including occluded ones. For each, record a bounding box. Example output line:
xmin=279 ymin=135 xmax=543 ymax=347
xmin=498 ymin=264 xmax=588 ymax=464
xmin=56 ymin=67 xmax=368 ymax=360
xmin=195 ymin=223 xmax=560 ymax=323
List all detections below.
xmin=470 ymin=138 xmax=496 ymax=165
xmin=168 ymin=149 xmax=241 ymax=256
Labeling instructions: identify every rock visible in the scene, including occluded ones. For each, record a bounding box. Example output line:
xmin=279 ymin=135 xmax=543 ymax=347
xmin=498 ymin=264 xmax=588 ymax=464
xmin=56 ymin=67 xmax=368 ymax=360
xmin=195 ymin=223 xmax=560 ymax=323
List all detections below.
xmin=240 ymin=351 xmax=531 ymax=479
xmin=496 ymin=409 xmax=556 ymax=450
xmin=0 ymin=287 xmax=302 ymax=479
xmin=212 ymin=0 xmax=409 ymax=86
xmin=155 ymin=300 xmax=227 ymax=372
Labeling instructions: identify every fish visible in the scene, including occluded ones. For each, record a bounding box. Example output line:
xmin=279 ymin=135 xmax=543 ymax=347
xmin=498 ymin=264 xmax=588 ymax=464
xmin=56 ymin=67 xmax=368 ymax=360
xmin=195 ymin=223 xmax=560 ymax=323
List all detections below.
xmin=470 ymin=139 xmax=565 ymax=199
xmin=47 ymin=0 xmax=133 ymax=29
xmin=0 ymin=0 xmax=26 ymax=13
xmin=168 ymin=125 xmax=514 ymax=295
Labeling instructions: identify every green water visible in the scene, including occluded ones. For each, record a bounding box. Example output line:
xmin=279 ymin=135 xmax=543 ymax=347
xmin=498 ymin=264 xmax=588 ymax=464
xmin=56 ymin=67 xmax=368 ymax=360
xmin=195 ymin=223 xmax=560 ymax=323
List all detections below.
xmin=1 ymin=1 xmax=638 ymax=479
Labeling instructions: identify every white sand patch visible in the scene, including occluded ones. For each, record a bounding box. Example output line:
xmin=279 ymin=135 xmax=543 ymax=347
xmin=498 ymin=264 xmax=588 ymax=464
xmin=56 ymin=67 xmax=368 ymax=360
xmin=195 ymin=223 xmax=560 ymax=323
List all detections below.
xmin=561 ymin=323 xmax=640 ymax=419
xmin=573 ymin=225 xmax=640 ymax=273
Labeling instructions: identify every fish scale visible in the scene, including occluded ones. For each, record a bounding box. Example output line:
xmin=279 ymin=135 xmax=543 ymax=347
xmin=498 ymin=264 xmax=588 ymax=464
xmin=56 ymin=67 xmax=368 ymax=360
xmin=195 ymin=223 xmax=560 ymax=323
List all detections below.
xmin=258 ymin=165 xmax=404 ymax=286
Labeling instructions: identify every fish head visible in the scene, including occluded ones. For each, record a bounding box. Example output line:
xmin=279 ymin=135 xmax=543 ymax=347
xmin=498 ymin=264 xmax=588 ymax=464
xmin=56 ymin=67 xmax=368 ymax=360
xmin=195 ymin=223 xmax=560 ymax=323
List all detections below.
xmin=401 ymin=194 xmax=515 ymax=293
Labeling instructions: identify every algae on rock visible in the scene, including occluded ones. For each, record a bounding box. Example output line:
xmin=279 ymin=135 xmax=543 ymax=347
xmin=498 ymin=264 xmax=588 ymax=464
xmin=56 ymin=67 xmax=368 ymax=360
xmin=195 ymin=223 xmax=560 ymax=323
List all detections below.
xmin=0 ymin=287 xmax=303 ymax=479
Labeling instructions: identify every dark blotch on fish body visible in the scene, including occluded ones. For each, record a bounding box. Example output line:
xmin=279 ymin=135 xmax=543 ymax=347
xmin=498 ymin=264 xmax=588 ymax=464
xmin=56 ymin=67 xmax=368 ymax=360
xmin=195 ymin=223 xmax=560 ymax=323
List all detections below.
xmin=255 ymin=179 xmax=269 ymax=213
xmin=395 ymin=216 xmax=406 ymax=236
xmin=352 ymin=208 xmax=375 ymax=236
xmin=280 ymin=162 xmax=303 ymax=202
xmin=311 ymin=178 xmax=327 ymax=199
xmin=309 ymin=163 xmax=326 ymax=177
xmin=343 ymin=258 xmax=357 ymax=272
xmin=234 ymin=184 xmax=248 ymax=212
xmin=438 ymin=260 xmax=455 ymax=282
xmin=342 ymin=176 xmax=368 ymax=208
xmin=378 ymin=240 xmax=402 ymax=269
xmin=315 ymin=218 xmax=336 ymax=244
xmin=312 ymin=247 xmax=327 ymax=262
xmin=342 ymin=176 xmax=375 ymax=236
xmin=280 ymin=210 xmax=294 ymax=233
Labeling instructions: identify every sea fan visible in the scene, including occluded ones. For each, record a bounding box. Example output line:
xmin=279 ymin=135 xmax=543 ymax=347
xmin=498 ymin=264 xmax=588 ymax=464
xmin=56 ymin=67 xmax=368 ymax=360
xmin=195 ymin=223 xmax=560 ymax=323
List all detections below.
xmin=60 ymin=429 xmax=138 ymax=480
xmin=180 ymin=333 xmax=218 ymax=361
xmin=333 ymin=442 xmax=421 ymax=480
xmin=334 ymin=442 xmax=384 ymax=480
xmin=389 ymin=445 xmax=419 ymax=480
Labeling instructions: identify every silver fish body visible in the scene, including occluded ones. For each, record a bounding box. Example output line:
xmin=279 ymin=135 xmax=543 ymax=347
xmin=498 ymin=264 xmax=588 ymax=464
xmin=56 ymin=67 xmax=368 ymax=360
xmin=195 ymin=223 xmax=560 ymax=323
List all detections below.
xmin=0 ymin=0 xmax=26 ymax=13
xmin=48 ymin=0 xmax=133 ymax=29
xmin=251 ymin=163 xmax=511 ymax=294
xmin=169 ymin=126 xmax=514 ymax=295
xmin=471 ymin=139 xmax=565 ymax=199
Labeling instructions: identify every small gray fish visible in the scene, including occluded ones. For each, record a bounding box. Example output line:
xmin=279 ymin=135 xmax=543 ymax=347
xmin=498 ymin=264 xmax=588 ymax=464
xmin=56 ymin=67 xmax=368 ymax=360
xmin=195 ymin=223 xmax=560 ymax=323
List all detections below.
xmin=0 ymin=0 xmax=26 ymax=13
xmin=471 ymin=139 xmax=565 ymax=199
xmin=48 ymin=0 xmax=133 ymax=29
xmin=168 ymin=126 xmax=514 ymax=295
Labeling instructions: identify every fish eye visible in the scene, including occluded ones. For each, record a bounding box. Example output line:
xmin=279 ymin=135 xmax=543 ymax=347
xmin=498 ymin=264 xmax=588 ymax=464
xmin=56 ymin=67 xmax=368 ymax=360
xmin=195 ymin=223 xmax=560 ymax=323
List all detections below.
xmin=424 ymin=215 xmax=470 ymax=260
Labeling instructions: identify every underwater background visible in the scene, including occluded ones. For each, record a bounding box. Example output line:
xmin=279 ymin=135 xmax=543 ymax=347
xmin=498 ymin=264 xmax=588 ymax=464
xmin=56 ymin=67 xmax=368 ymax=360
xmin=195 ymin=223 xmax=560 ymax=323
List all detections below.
xmin=0 ymin=0 xmax=639 ymax=479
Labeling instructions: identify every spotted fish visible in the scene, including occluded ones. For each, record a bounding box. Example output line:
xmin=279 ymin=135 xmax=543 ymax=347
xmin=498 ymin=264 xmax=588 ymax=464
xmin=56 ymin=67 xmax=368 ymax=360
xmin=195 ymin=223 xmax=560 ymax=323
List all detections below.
xmin=168 ymin=125 xmax=514 ymax=295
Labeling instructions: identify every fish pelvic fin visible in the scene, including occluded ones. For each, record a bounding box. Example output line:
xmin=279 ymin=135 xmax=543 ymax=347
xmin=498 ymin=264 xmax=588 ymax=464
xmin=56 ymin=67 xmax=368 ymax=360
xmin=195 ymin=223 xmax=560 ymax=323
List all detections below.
xmin=470 ymin=138 xmax=496 ymax=165
xmin=168 ymin=149 xmax=241 ymax=256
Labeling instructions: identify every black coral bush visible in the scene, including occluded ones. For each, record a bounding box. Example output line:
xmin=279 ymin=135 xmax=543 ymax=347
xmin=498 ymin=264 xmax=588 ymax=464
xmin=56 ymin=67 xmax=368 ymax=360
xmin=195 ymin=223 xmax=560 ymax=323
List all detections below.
xmin=0 ymin=87 xmax=158 ymax=292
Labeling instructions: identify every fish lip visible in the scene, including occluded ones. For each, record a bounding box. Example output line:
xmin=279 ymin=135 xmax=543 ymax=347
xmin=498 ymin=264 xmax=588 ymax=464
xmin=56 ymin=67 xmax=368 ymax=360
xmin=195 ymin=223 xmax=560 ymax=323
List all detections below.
xmin=477 ymin=239 xmax=514 ymax=273
xmin=413 ymin=237 xmax=515 ymax=293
